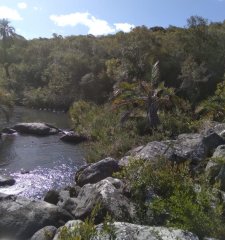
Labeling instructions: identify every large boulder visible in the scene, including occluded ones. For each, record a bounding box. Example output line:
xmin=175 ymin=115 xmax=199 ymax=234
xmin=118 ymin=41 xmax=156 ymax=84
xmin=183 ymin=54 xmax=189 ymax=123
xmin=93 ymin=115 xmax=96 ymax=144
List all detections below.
xmin=31 ymin=226 xmax=57 ymax=240
xmin=60 ymin=177 xmax=135 ymax=223
xmin=75 ymin=158 xmax=120 ymax=187
xmin=52 ymin=221 xmax=199 ymax=240
xmin=0 ymin=175 xmax=15 ymax=186
xmin=0 ymin=193 xmax=73 ymax=240
xmin=12 ymin=123 xmax=59 ymax=136
xmin=119 ymin=133 xmax=224 ymax=167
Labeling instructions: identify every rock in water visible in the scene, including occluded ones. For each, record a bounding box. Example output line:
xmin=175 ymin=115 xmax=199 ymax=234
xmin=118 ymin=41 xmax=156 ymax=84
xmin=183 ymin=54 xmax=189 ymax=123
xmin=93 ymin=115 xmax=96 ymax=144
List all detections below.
xmin=60 ymin=131 xmax=88 ymax=144
xmin=12 ymin=123 xmax=59 ymax=136
xmin=0 ymin=175 xmax=15 ymax=186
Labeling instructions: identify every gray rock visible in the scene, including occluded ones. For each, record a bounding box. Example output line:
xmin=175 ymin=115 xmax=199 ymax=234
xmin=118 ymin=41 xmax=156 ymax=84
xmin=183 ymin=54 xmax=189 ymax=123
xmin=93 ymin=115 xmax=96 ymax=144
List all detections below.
xmin=53 ymin=220 xmax=83 ymax=240
xmin=12 ymin=123 xmax=59 ymax=136
xmin=119 ymin=141 xmax=174 ymax=167
xmin=0 ymin=193 xmax=73 ymax=240
xmin=67 ymin=177 xmax=135 ymax=223
xmin=44 ymin=190 xmax=60 ymax=205
xmin=75 ymin=157 xmax=120 ymax=187
xmin=0 ymin=175 xmax=15 ymax=186
xmin=95 ymin=222 xmax=199 ymax=240
xmin=119 ymin=132 xmax=224 ymax=167
xmin=54 ymin=221 xmax=198 ymax=240
xmin=2 ymin=127 xmax=17 ymax=134
xmin=31 ymin=226 xmax=57 ymax=240
xmin=212 ymin=145 xmax=225 ymax=158
xmin=60 ymin=131 xmax=88 ymax=144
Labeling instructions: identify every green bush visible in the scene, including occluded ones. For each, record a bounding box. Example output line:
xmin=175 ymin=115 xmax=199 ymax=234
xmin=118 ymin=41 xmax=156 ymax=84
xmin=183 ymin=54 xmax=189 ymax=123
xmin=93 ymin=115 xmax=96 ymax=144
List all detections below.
xmin=116 ymin=158 xmax=225 ymax=239
xmin=196 ymin=80 xmax=225 ymax=122
xmin=70 ymin=100 xmax=198 ymax=162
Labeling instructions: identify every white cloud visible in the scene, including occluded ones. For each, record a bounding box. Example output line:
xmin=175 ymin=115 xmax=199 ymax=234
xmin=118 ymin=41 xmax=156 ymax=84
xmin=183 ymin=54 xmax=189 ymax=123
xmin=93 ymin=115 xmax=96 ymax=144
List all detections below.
xmin=114 ymin=23 xmax=135 ymax=32
xmin=50 ymin=12 xmax=134 ymax=36
xmin=17 ymin=2 xmax=27 ymax=9
xmin=33 ymin=6 xmax=42 ymax=11
xmin=0 ymin=6 xmax=22 ymax=20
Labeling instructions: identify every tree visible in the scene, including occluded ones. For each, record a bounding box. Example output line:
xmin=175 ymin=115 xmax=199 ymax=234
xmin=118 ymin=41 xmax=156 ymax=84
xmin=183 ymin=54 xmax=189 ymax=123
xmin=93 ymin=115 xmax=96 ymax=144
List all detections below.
xmin=179 ymin=56 xmax=210 ymax=107
xmin=113 ymin=61 xmax=176 ymax=129
xmin=0 ymin=19 xmax=15 ymax=78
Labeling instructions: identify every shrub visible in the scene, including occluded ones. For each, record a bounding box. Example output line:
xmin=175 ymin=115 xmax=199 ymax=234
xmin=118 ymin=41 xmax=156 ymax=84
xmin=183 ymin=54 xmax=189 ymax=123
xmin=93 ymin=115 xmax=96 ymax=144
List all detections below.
xmin=116 ymin=158 xmax=225 ymax=239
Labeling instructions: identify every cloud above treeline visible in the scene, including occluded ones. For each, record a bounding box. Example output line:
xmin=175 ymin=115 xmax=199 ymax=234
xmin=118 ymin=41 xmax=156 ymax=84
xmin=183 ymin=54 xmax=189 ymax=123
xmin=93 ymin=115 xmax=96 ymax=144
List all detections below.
xmin=17 ymin=2 xmax=27 ymax=10
xmin=0 ymin=6 xmax=22 ymax=20
xmin=50 ymin=12 xmax=135 ymax=35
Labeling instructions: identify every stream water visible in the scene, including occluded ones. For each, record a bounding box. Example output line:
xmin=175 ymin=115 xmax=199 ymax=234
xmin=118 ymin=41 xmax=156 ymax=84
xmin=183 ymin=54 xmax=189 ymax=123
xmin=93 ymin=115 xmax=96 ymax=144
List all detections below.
xmin=0 ymin=106 xmax=86 ymax=199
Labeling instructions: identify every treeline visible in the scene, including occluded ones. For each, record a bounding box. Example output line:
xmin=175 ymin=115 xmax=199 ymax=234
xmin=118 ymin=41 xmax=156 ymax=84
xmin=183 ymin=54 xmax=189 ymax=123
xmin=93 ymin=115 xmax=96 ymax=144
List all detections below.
xmin=0 ymin=16 xmax=225 ymax=110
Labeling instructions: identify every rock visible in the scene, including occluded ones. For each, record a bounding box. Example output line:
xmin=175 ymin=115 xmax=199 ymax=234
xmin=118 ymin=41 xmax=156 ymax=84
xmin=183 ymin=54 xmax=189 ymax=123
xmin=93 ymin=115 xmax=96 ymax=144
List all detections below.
xmin=60 ymin=131 xmax=88 ymax=144
xmin=0 ymin=175 xmax=15 ymax=186
xmin=119 ymin=141 xmax=174 ymax=167
xmin=53 ymin=220 xmax=83 ymax=240
xmin=31 ymin=226 xmax=57 ymax=240
xmin=64 ymin=184 xmax=81 ymax=198
xmin=212 ymin=145 xmax=225 ymax=158
xmin=71 ymin=177 xmax=135 ymax=223
xmin=20 ymin=168 xmax=30 ymax=174
xmin=54 ymin=221 xmax=199 ymax=240
xmin=44 ymin=190 xmax=60 ymax=205
xmin=2 ymin=127 xmax=17 ymax=134
xmin=0 ymin=193 xmax=73 ymax=240
xmin=95 ymin=222 xmax=199 ymax=240
xmin=12 ymin=123 xmax=59 ymax=136
xmin=75 ymin=157 xmax=120 ymax=187
xmin=119 ymin=133 xmax=224 ymax=167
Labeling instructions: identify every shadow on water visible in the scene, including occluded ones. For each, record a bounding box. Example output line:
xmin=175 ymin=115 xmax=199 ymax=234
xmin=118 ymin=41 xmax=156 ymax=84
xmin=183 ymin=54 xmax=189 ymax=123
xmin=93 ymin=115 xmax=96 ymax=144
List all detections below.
xmin=0 ymin=106 xmax=86 ymax=198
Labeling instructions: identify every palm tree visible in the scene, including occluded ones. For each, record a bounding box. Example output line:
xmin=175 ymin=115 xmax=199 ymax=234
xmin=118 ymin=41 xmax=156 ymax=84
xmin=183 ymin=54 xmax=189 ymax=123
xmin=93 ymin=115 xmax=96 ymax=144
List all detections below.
xmin=113 ymin=61 xmax=176 ymax=129
xmin=0 ymin=18 xmax=15 ymax=78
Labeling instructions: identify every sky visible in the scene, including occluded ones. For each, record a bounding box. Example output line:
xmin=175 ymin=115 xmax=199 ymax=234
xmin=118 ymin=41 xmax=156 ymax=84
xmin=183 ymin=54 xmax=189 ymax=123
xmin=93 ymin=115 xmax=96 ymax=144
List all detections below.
xmin=0 ymin=0 xmax=224 ymax=39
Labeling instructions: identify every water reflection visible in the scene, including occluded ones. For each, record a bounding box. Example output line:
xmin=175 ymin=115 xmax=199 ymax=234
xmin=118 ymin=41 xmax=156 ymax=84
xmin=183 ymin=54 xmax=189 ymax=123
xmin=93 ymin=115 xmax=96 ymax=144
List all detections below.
xmin=0 ymin=106 xmax=85 ymax=198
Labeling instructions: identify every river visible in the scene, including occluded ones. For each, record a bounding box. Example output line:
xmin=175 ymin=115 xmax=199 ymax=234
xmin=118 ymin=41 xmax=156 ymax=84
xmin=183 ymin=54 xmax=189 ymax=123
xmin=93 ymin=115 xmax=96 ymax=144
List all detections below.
xmin=0 ymin=106 xmax=86 ymax=199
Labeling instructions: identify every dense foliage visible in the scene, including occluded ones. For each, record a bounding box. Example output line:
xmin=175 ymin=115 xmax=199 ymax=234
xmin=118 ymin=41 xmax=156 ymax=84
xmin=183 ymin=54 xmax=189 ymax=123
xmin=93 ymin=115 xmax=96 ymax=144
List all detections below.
xmin=0 ymin=16 xmax=225 ymax=111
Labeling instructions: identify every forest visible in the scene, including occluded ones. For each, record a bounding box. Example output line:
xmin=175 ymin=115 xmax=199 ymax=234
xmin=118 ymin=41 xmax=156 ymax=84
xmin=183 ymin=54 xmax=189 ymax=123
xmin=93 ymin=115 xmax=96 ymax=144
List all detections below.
xmin=2 ymin=16 xmax=225 ymax=239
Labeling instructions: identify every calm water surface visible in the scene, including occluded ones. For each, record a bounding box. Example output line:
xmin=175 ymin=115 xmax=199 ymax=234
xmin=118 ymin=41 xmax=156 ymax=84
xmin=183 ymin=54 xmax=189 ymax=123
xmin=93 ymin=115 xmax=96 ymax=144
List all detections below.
xmin=0 ymin=107 xmax=86 ymax=198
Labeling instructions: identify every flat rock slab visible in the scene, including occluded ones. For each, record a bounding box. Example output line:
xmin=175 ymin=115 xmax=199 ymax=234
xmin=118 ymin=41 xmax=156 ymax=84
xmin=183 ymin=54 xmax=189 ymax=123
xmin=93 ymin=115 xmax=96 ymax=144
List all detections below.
xmin=0 ymin=175 xmax=15 ymax=186
xmin=0 ymin=193 xmax=72 ymax=240
xmin=13 ymin=123 xmax=59 ymax=136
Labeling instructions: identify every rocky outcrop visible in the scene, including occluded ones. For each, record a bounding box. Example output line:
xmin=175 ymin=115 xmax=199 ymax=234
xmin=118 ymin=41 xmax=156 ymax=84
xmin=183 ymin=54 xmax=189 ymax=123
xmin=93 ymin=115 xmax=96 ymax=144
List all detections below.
xmin=120 ymin=132 xmax=225 ymax=167
xmin=51 ymin=221 xmax=199 ymax=240
xmin=60 ymin=131 xmax=88 ymax=144
xmin=75 ymin=157 xmax=120 ymax=187
xmin=31 ymin=226 xmax=57 ymax=240
xmin=12 ymin=123 xmax=59 ymax=136
xmin=0 ymin=193 xmax=73 ymax=240
xmin=0 ymin=175 xmax=15 ymax=186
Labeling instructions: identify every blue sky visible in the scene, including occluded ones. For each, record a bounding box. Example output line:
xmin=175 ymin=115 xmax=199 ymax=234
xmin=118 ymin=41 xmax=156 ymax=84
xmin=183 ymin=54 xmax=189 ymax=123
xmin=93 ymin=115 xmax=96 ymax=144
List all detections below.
xmin=0 ymin=0 xmax=224 ymax=39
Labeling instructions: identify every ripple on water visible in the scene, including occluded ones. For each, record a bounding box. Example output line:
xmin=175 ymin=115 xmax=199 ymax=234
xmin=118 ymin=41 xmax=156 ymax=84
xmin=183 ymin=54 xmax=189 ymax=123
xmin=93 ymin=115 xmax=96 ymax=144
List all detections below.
xmin=0 ymin=160 xmax=81 ymax=199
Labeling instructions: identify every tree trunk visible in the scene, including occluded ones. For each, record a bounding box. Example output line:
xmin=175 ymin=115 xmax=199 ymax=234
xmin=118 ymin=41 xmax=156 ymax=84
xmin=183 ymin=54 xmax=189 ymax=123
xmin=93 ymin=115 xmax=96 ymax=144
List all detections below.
xmin=147 ymin=95 xmax=160 ymax=129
